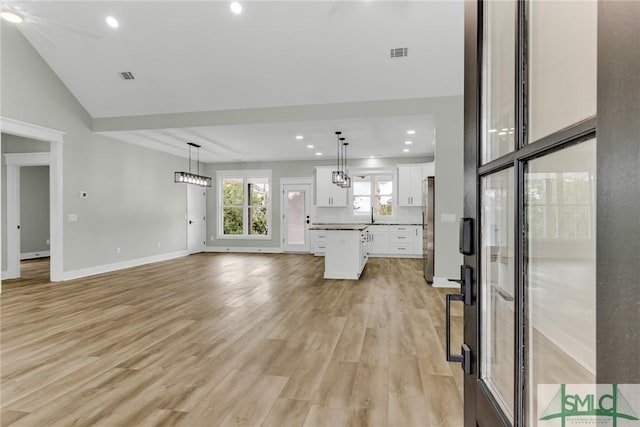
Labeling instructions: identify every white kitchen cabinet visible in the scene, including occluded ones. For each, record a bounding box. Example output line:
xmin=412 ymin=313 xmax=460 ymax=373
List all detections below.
xmin=311 ymin=230 xmax=327 ymax=256
xmin=315 ymin=167 xmax=348 ymax=207
xmin=397 ymin=164 xmax=423 ymax=206
xmin=368 ymin=225 xmax=422 ymax=257
xmin=422 ymin=161 xmax=435 ymax=178
xmin=368 ymin=225 xmax=389 ymax=254
xmin=323 ymin=227 xmax=369 ymax=279
xmin=414 ymin=226 xmax=423 ymax=254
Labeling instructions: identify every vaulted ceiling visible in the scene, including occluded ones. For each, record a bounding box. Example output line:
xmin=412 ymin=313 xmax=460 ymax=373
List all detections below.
xmin=8 ymin=1 xmax=464 ymax=162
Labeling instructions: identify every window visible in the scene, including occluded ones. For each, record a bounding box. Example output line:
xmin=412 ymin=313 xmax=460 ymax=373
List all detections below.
xmin=526 ymin=171 xmax=594 ymax=240
xmin=218 ymin=170 xmax=271 ymax=238
xmin=352 ymin=174 xmax=393 ymax=217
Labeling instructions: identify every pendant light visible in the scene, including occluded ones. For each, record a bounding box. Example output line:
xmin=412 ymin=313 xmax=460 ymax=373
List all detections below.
xmin=338 ymin=140 xmax=351 ymax=188
xmin=330 ymin=130 xmax=351 ymax=188
xmin=174 ymin=142 xmax=212 ymax=187
xmin=331 ymin=131 xmax=344 ymax=184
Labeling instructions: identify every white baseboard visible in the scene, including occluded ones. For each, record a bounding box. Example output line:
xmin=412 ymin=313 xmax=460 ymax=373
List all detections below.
xmin=62 ymin=250 xmax=189 ymax=281
xmin=368 ymin=254 xmax=422 ymax=259
xmin=432 ymin=276 xmax=460 ymax=288
xmin=205 ymin=246 xmax=283 ymax=254
xmin=20 ymin=251 xmax=51 ymax=260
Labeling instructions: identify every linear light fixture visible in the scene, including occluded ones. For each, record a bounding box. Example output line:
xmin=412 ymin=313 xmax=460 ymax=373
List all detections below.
xmin=174 ymin=142 xmax=212 ymax=187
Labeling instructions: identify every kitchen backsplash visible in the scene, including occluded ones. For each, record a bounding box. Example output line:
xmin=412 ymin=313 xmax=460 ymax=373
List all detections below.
xmin=312 ymin=205 xmax=423 ymax=225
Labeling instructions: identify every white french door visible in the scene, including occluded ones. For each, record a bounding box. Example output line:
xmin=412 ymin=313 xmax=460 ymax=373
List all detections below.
xmin=282 ymin=184 xmax=311 ymax=252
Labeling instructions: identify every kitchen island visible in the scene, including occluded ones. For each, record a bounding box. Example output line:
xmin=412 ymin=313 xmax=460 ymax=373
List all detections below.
xmin=309 ymin=224 xmax=370 ymax=280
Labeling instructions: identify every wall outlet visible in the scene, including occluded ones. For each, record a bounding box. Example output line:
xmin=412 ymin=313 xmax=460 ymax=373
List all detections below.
xmin=210 ymin=235 xmax=215 ymax=241
xmin=46 ymin=239 xmax=50 ymax=245
xmin=156 ymin=242 xmax=161 ymax=248
xmin=68 ymin=214 xmax=78 ymax=222
xmin=116 ymin=247 xmax=121 ymax=254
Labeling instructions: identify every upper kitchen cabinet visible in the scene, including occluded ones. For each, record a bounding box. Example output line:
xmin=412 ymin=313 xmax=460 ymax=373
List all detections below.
xmin=397 ymin=164 xmax=424 ymax=206
xmin=315 ymin=166 xmax=348 ymax=207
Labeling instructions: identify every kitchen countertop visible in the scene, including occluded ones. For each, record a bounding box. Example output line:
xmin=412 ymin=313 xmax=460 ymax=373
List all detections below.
xmin=312 ymin=223 xmax=421 ymax=227
xmin=309 ymin=224 xmax=370 ymax=231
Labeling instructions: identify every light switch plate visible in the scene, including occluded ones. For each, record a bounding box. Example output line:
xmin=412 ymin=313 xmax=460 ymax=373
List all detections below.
xmin=68 ymin=214 xmax=78 ymax=222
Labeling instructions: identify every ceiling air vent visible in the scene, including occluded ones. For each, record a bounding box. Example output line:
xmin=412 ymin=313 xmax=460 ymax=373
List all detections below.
xmin=390 ymin=47 xmax=408 ymax=58
xmin=119 ymin=71 xmax=135 ymax=80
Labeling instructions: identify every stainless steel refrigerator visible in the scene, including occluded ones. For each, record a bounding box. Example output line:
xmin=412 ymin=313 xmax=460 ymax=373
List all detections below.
xmin=422 ymin=177 xmax=435 ymax=283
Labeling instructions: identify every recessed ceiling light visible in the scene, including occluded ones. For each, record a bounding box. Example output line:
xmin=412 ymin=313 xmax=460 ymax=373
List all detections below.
xmin=404 ymin=140 xmax=413 ymax=145
xmin=315 ymin=152 xmax=322 ymax=156
xmin=498 ymin=131 xmax=507 ymax=136
xmin=406 ymin=130 xmax=416 ymax=135
xmin=403 ymin=148 xmax=410 ymax=153
xmin=295 ymin=135 xmax=304 ymax=140
xmin=230 ymin=2 xmax=242 ymax=14
xmin=307 ymin=145 xmax=314 ymax=149
xmin=0 ymin=10 xmax=24 ymax=24
xmin=105 ymin=16 xmax=118 ymax=28
xmin=488 ymin=129 xmax=497 ymax=133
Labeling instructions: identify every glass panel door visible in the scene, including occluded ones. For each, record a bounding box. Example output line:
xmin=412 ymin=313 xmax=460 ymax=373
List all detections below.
xmin=283 ymin=184 xmax=310 ymax=252
xmin=525 ymin=138 xmax=597 ymax=425
xmin=528 ymin=0 xmax=597 ymax=141
xmin=481 ymin=168 xmax=515 ymax=422
xmin=481 ymin=0 xmax=516 ymax=164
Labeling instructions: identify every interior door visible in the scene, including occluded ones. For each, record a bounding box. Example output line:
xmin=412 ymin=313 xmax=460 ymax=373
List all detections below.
xmin=282 ymin=184 xmax=311 ymax=252
xmin=187 ymin=185 xmax=206 ymax=254
xmin=459 ymin=1 xmax=603 ymax=426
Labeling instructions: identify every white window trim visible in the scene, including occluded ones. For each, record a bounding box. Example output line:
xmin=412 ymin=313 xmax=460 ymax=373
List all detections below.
xmin=216 ymin=169 xmax=272 ymax=240
xmin=349 ymin=167 xmax=397 ymax=220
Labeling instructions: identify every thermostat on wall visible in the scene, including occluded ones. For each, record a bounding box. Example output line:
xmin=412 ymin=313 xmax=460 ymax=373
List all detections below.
xmin=79 ymin=191 xmax=88 ymax=198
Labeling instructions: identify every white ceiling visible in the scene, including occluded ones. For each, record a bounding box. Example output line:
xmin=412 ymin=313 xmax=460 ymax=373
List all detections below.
xmin=99 ymin=114 xmax=436 ymax=163
xmin=9 ymin=0 xmax=463 ymax=162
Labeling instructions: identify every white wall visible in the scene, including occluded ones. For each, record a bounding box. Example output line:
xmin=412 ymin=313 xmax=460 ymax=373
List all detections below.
xmin=1 ymin=25 xmax=189 ymax=277
xmin=433 ymin=97 xmax=464 ymax=285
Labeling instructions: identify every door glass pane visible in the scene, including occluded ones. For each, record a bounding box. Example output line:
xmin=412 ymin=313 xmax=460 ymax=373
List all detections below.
xmin=525 ymin=139 xmax=596 ymax=425
xmin=285 ymin=190 xmax=305 ymax=245
xmin=481 ymin=168 xmax=515 ymax=422
xmin=528 ymin=1 xmax=597 ymax=142
xmin=482 ymin=0 xmax=516 ymax=164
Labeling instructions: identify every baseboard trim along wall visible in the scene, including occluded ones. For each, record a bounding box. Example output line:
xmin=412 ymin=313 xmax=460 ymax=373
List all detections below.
xmin=62 ymin=250 xmax=189 ymax=281
xmin=1 ymin=271 xmax=9 ymax=280
xmin=205 ymin=246 xmax=284 ymax=254
xmin=368 ymin=254 xmax=422 ymax=259
xmin=432 ymin=276 xmax=460 ymax=288
xmin=20 ymin=251 xmax=51 ymax=260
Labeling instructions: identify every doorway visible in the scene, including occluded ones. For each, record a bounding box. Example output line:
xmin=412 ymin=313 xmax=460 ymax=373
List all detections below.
xmin=1 ymin=118 xmax=64 ymax=287
xmin=281 ymin=182 xmax=311 ymax=252
xmin=4 ymin=152 xmax=51 ymax=281
xmin=19 ymin=165 xmax=51 ymax=261
xmin=187 ymin=184 xmax=206 ymax=254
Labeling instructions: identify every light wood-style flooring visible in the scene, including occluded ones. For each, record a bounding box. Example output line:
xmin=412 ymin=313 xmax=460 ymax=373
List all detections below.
xmin=1 ymin=254 xmax=463 ymax=427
